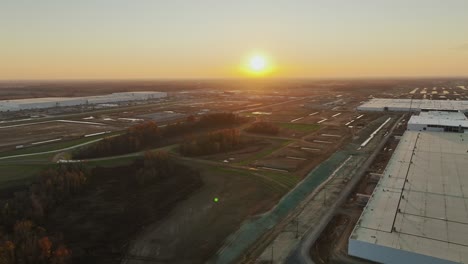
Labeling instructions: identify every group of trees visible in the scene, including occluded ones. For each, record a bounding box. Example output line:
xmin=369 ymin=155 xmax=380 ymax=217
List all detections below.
xmin=0 ymin=148 xmax=204 ymax=263
xmin=196 ymin=112 xmax=246 ymax=128
xmin=75 ymin=121 xmax=162 ymax=159
xmin=0 ymin=220 xmax=70 ymax=264
xmin=0 ymin=165 xmax=87 ymax=264
xmin=179 ymin=128 xmax=242 ymax=156
xmin=2 ymin=165 xmax=87 ymax=225
xmin=161 ymin=112 xmax=246 ymax=138
xmin=134 ymin=151 xmax=199 ymax=186
xmin=245 ymin=121 xmax=280 ymax=135
xmin=75 ymin=112 xmax=247 ymax=159
xmin=70 ymin=151 xmax=201 ymax=262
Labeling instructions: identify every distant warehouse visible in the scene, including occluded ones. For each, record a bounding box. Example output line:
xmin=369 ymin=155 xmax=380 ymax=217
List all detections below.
xmin=358 ymin=98 xmax=468 ymax=112
xmin=0 ymin=91 xmax=167 ymax=112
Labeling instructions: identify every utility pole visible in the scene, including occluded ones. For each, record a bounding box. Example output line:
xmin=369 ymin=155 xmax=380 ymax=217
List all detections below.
xmin=271 ymin=240 xmax=274 ymax=263
xmin=409 ymin=94 xmax=414 ymax=114
xmin=324 ymin=189 xmax=327 ymax=205
xmin=295 ymin=216 xmax=299 ymax=239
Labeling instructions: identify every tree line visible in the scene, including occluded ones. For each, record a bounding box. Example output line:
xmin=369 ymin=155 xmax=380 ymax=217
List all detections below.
xmin=134 ymin=151 xmax=201 ymax=186
xmin=0 ymin=152 xmax=202 ymax=264
xmin=75 ymin=112 xmax=247 ymax=159
xmin=0 ymin=165 xmax=87 ymax=264
xmin=245 ymin=121 xmax=280 ymax=135
xmin=179 ymin=128 xmax=243 ymax=156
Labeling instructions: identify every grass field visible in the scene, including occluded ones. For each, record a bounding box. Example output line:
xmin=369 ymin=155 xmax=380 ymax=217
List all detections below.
xmin=0 ymin=141 xmax=300 ymax=263
xmin=237 ymin=139 xmax=292 ymax=165
xmin=0 ymin=143 xmax=175 ymax=191
xmin=277 ymin=122 xmax=320 ymax=132
xmin=209 ymin=166 xmax=299 ymax=192
xmin=0 ymin=163 xmax=51 ymax=190
xmin=123 ymin=161 xmax=297 ymax=263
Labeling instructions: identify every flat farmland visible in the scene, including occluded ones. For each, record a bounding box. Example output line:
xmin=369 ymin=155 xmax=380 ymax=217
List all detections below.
xmin=255 ymin=134 xmax=351 ymax=176
xmin=181 ymin=137 xmax=292 ymax=167
xmin=0 ymin=120 xmax=121 ymax=151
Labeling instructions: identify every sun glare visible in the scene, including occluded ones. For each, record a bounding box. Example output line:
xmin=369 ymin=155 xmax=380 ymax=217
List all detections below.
xmin=249 ymin=55 xmax=266 ymax=71
xmin=242 ymin=53 xmax=274 ymax=77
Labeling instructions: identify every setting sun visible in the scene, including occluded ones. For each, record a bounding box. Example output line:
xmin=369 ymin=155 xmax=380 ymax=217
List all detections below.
xmin=241 ymin=53 xmax=275 ymax=77
xmin=249 ymin=55 xmax=266 ymax=72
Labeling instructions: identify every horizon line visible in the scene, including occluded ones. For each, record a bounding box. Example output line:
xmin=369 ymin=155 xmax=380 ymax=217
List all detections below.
xmin=1 ymin=75 xmax=468 ymax=83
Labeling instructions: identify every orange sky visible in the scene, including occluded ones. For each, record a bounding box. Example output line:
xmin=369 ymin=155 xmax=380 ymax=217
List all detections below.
xmin=1 ymin=1 xmax=468 ymax=80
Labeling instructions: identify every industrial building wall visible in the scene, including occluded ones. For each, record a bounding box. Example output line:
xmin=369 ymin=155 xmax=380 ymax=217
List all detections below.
xmin=0 ymin=103 xmax=19 ymax=112
xmin=357 ymin=106 xmax=381 ymax=111
xmin=407 ymin=123 xmax=445 ymax=132
xmin=128 ymin=93 xmax=148 ymax=100
xmin=0 ymin=91 xmax=167 ymax=112
xmin=110 ymin=92 xmax=167 ymax=100
xmin=348 ymin=239 xmax=455 ymax=264
xmin=58 ymin=98 xmax=87 ymax=107
xmin=87 ymin=92 xmax=166 ymax=104
xmin=147 ymin=92 xmax=167 ymax=99
xmin=19 ymin=101 xmax=57 ymax=110
xmin=88 ymin=96 xmax=129 ymax=104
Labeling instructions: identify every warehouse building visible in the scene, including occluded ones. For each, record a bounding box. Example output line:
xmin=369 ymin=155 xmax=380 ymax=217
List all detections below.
xmin=0 ymin=97 xmax=88 ymax=111
xmin=357 ymin=98 xmax=468 ymax=112
xmin=0 ymin=91 xmax=167 ymax=112
xmin=348 ymin=131 xmax=468 ymax=263
xmin=407 ymin=111 xmax=468 ymax=133
xmin=87 ymin=91 xmax=167 ymax=104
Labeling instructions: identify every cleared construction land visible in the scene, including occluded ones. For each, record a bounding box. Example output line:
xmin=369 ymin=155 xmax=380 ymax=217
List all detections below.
xmin=2 ymin=79 xmax=459 ymax=263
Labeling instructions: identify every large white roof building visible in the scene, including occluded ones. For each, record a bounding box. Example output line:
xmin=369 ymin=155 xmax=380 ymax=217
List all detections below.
xmin=349 ymin=131 xmax=468 ymax=264
xmin=0 ymin=91 xmax=167 ymax=112
xmin=358 ymin=98 xmax=468 ymax=112
xmin=408 ymin=111 xmax=468 ymax=133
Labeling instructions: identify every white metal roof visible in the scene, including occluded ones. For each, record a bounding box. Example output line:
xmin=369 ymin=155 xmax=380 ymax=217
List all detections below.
xmin=409 ymin=111 xmax=468 ymax=128
xmin=358 ymin=98 xmax=468 ymax=112
xmin=2 ymin=97 xmax=82 ymax=104
xmin=350 ymin=131 xmax=468 ymax=263
xmin=0 ymin=92 xmax=167 ymax=111
xmin=112 ymin=91 xmax=165 ymax=95
xmin=0 ymin=92 xmax=165 ymax=104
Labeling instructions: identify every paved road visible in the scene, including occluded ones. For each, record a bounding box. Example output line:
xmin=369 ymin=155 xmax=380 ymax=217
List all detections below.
xmin=290 ymin=114 xmax=405 ymax=264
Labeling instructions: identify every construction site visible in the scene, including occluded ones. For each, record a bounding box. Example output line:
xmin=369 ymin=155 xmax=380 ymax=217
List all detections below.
xmin=309 ymin=90 xmax=468 ymax=264
xmin=0 ymin=79 xmax=467 ymax=264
